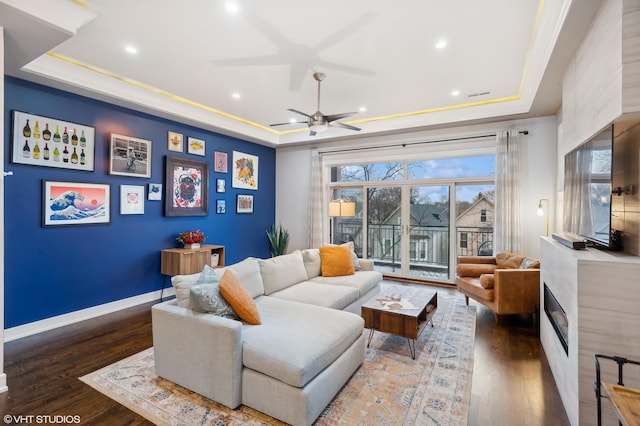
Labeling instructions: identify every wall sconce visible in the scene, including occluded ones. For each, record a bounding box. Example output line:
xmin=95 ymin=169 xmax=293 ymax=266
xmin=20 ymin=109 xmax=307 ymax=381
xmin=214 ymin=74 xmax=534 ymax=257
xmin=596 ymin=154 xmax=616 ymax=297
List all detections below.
xmin=537 ymin=198 xmax=549 ymax=236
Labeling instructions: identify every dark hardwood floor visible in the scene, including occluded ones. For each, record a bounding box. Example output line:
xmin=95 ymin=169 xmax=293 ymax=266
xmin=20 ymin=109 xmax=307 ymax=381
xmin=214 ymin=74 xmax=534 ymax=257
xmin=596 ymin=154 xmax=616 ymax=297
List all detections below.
xmin=0 ymin=284 xmax=569 ymax=425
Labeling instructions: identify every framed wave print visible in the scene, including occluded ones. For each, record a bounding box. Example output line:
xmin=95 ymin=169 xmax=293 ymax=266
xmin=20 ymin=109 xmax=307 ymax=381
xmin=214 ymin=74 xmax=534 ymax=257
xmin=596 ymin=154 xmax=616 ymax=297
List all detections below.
xmin=42 ymin=180 xmax=111 ymax=226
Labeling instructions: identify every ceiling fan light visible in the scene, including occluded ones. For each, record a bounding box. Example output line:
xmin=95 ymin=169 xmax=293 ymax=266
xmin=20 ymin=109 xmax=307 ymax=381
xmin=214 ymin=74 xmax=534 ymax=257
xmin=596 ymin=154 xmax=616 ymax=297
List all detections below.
xmin=309 ymin=123 xmax=328 ymax=132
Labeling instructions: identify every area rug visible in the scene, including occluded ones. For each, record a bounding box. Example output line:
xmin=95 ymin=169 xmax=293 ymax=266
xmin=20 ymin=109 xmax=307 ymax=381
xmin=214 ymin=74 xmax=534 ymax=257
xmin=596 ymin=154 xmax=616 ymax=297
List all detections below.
xmin=80 ymin=293 xmax=476 ymax=425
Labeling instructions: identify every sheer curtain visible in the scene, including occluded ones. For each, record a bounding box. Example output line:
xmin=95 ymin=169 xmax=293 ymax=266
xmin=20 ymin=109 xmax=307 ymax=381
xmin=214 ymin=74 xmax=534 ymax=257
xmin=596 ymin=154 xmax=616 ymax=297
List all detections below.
xmin=307 ymin=149 xmax=325 ymax=248
xmin=494 ymin=129 xmax=521 ymax=253
xmin=563 ymin=145 xmax=593 ymax=236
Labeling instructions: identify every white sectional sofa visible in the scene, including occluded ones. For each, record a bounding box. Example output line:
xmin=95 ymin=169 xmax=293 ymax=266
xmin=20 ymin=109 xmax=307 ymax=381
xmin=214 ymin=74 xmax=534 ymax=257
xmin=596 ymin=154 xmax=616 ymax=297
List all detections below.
xmin=152 ymin=247 xmax=383 ymax=425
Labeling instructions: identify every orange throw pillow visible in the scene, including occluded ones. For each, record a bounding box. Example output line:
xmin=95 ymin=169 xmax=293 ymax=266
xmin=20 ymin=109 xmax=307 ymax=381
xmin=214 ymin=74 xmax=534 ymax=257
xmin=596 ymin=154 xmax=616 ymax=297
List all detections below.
xmin=319 ymin=245 xmax=355 ymax=277
xmin=218 ymin=270 xmax=261 ymax=325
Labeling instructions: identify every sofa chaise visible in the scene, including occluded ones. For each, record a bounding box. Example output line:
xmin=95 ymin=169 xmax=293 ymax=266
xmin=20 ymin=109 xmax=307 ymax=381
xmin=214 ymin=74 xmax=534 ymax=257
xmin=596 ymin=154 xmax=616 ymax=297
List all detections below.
xmin=152 ymin=246 xmax=383 ymax=425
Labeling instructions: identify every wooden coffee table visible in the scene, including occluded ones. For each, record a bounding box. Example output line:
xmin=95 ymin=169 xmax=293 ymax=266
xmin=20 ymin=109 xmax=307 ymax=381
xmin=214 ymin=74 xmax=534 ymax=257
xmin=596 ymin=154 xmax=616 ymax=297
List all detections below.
xmin=361 ymin=285 xmax=437 ymax=359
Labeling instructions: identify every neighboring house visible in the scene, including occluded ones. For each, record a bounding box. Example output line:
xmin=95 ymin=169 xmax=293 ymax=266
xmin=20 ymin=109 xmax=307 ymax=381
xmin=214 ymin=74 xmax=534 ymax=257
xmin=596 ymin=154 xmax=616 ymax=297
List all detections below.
xmin=455 ymin=194 xmax=494 ymax=256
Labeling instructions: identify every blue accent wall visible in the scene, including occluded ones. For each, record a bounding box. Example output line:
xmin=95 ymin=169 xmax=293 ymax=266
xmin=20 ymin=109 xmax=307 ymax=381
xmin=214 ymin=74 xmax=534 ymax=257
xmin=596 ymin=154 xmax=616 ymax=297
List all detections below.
xmin=3 ymin=76 xmax=275 ymax=328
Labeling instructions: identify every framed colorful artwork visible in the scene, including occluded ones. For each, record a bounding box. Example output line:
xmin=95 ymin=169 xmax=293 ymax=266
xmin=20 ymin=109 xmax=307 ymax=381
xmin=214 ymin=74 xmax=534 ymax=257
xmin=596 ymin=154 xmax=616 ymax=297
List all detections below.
xmin=168 ymin=131 xmax=183 ymax=152
xmin=120 ymin=185 xmax=145 ymax=215
xmin=42 ymin=180 xmax=111 ymax=226
xmin=187 ymin=137 xmax=205 ymax=156
xmin=232 ymin=151 xmax=258 ymax=190
xmin=12 ymin=110 xmax=96 ymax=171
xmin=216 ymin=178 xmax=226 ymax=193
xmin=164 ymin=156 xmax=209 ymax=216
xmin=216 ymin=199 xmax=226 ymax=214
xmin=109 ymin=133 xmax=152 ymax=178
xmin=148 ymin=183 xmax=162 ymax=200
xmin=236 ymin=194 xmax=254 ymax=214
xmin=214 ymin=151 xmax=227 ymax=173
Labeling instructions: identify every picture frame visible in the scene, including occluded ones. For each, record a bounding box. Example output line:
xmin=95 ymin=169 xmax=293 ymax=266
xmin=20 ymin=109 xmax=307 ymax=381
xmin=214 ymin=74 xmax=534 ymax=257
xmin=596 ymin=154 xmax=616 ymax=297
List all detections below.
xmin=167 ymin=131 xmax=183 ymax=152
xmin=236 ymin=194 xmax=254 ymax=214
xmin=120 ymin=185 xmax=145 ymax=215
xmin=42 ymin=180 xmax=110 ymax=226
xmin=214 ymin=151 xmax=228 ymax=173
xmin=12 ymin=110 xmax=96 ymax=171
xmin=232 ymin=151 xmax=258 ymax=190
xmin=109 ymin=133 xmax=152 ymax=178
xmin=187 ymin=137 xmax=205 ymax=156
xmin=148 ymin=183 xmax=162 ymax=200
xmin=164 ymin=156 xmax=209 ymax=216
xmin=216 ymin=199 xmax=226 ymax=214
xmin=216 ymin=178 xmax=226 ymax=193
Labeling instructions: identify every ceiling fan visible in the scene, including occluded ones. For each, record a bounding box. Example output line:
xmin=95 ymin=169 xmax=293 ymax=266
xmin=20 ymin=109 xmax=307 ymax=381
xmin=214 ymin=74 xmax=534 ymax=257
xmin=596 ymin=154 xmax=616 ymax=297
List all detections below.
xmin=270 ymin=72 xmax=361 ymax=136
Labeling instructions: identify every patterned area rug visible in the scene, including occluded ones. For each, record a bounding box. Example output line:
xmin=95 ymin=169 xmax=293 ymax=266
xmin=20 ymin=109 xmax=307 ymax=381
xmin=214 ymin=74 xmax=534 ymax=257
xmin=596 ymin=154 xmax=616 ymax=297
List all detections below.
xmin=80 ymin=293 xmax=476 ymax=425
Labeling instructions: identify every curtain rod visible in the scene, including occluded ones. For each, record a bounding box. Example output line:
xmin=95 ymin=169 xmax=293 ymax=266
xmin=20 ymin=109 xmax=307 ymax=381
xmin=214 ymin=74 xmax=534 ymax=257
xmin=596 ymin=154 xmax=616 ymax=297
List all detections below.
xmin=318 ymin=130 xmax=529 ymax=155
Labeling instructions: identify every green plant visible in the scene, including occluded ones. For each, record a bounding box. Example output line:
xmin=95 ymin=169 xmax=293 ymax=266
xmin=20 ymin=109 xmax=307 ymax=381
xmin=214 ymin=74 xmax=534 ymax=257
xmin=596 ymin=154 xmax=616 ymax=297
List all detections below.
xmin=266 ymin=224 xmax=289 ymax=257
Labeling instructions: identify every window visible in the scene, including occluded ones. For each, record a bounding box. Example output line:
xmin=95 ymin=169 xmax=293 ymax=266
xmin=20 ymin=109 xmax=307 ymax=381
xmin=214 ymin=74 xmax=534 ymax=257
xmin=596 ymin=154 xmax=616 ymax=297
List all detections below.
xmin=460 ymin=232 xmax=468 ymax=249
xmin=480 ymin=209 xmax=487 ymax=222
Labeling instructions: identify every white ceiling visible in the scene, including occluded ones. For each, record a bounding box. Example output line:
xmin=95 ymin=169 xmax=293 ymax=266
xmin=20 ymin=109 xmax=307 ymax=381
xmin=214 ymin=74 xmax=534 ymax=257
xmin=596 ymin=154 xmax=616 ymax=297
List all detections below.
xmin=1 ymin=0 xmax=604 ymax=146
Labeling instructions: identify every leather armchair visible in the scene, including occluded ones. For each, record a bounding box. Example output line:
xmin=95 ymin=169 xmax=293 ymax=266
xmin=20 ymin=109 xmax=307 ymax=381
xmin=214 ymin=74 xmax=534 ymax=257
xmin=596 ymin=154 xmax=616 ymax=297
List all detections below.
xmin=455 ymin=254 xmax=540 ymax=323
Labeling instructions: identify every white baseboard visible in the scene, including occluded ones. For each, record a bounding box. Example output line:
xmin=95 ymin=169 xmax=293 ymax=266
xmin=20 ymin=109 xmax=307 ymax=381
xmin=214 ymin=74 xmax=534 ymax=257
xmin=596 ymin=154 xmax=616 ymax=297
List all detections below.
xmin=4 ymin=287 xmax=175 ymax=343
xmin=0 ymin=373 xmax=7 ymax=394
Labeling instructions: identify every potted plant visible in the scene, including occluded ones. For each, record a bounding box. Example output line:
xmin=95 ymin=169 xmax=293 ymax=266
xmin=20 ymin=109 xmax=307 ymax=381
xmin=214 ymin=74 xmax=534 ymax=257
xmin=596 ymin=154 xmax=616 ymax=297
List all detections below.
xmin=177 ymin=230 xmax=205 ymax=249
xmin=266 ymin=224 xmax=289 ymax=257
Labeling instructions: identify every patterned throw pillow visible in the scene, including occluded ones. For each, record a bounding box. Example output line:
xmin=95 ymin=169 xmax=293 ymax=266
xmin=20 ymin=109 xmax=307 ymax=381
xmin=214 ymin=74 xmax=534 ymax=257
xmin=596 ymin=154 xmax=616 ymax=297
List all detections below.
xmin=190 ymin=284 xmax=238 ymax=319
xmin=219 ymin=270 xmax=261 ymax=325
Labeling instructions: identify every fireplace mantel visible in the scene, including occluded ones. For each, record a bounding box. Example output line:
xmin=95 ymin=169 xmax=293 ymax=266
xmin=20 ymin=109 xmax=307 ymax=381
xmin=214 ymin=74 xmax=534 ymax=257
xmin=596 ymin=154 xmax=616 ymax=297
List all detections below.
xmin=540 ymin=237 xmax=640 ymax=426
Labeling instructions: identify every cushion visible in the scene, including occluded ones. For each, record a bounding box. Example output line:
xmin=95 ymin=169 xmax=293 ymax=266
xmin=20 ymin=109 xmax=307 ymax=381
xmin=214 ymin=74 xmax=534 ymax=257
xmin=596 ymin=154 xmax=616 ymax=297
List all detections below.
xmin=269 ymin=281 xmax=360 ymax=310
xmin=189 ymin=284 xmax=238 ymax=319
xmin=222 ymin=257 xmax=264 ymax=298
xmin=219 ymin=270 xmax=261 ymax=325
xmin=479 ymin=273 xmax=494 ymax=289
xmin=320 ymin=245 xmax=355 ymax=277
xmin=456 ymin=263 xmax=496 ymax=277
xmin=258 ymin=250 xmax=308 ymax=295
xmin=496 ymin=252 xmax=526 ymax=269
xmin=301 ymin=248 xmax=321 ymax=279
xmin=170 ymin=272 xmax=202 ymax=309
xmin=521 ymin=257 xmax=540 ymax=269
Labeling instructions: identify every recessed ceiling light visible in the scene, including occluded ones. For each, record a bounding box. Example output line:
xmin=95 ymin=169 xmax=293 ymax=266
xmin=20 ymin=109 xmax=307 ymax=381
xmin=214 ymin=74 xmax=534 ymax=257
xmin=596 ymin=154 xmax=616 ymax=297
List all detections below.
xmin=451 ymin=90 xmax=460 ymax=96
xmin=124 ymin=45 xmax=138 ymax=55
xmin=289 ymin=118 xmax=298 ymax=123
xmin=359 ymin=106 xmax=367 ymax=112
xmin=226 ymin=2 xmax=239 ymax=13
xmin=435 ymin=39 xmax=447 ymax=49
xmin=232 ymin=92 xmax=241 ymax=99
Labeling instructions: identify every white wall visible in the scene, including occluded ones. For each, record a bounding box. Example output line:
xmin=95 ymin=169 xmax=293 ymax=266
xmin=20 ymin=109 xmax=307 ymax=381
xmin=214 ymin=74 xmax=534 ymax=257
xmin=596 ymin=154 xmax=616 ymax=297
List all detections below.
xmin=276 ymin=115 xmax=557 ymax=262
xmin=1 ymin=25 xmax=8 ymax=393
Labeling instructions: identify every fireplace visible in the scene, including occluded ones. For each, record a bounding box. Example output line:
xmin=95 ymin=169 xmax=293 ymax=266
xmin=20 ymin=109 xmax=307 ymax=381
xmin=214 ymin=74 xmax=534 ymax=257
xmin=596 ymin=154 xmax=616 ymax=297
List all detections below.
xmin=543 ymin=284 xmax=568 ymax=355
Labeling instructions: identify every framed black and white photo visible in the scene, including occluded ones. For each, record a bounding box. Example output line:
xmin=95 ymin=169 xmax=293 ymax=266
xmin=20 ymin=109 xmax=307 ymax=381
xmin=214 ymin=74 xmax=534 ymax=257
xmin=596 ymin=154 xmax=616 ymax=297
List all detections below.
xmin=109 ymin=134 xmax=152 ymax=178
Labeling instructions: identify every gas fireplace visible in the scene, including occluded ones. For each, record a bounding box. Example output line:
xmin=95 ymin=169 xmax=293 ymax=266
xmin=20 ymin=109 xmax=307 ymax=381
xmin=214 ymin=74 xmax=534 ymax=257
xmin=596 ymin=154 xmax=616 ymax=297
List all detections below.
xmin=544 ymin=284 xmax=568 ymax=355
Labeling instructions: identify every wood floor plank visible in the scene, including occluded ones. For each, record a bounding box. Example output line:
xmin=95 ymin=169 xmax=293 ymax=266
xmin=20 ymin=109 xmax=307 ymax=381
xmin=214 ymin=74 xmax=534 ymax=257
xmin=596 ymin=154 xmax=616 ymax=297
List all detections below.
xmin=0 ymin=286 xmax=569 ymax=425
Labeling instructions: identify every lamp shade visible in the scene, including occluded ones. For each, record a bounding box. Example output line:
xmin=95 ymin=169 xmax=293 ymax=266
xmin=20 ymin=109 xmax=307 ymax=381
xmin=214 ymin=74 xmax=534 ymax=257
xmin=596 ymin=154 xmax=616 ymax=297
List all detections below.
xmin=329 ymin=199 xmax=355 ymax=217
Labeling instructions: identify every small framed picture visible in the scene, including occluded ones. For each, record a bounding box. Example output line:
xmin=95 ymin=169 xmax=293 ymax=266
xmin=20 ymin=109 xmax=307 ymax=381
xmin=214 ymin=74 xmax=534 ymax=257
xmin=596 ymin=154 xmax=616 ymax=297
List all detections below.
xmin=148 ymin=183 xmax=162 ymax=200
xmin=214 ymin=151 xmax=227 ymax=173
xmin=167 ymin=131 xmax=183 ymax=152
xmin=236 ymin=194 xmax=253 ymax=214
xmin=42 ymin=180 xmax=111 ymax=226
xmin=216 ymin=199 xmax=226 ymax=214
xmin=120 ymin=185 xmax=145 ymax=215
xmin=187 ymin=137 xmax=205 ymax=156
xmin=109 ymin=133 xmax=152 ymax=178
xmin=216 ymin=178 xmax=226 ymax=193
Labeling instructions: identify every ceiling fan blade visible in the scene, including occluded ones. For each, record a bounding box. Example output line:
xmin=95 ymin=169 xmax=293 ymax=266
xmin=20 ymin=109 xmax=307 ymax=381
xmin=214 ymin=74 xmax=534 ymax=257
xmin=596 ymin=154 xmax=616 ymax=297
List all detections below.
xmin=270 ymin=121 xmax=307 ymax=127
xmin=330 ymin=121 xmax=362 ymax=132
xmin=325 ymin=112 xmax=357 ymax=123
xmin=288 ymin=108 xmax=312 ymax=118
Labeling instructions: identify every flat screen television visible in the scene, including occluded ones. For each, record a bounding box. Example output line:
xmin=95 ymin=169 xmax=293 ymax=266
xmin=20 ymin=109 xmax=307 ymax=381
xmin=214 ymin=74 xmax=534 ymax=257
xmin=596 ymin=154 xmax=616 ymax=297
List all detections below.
xmin=563 ymin=125 xmax=613 ymax=248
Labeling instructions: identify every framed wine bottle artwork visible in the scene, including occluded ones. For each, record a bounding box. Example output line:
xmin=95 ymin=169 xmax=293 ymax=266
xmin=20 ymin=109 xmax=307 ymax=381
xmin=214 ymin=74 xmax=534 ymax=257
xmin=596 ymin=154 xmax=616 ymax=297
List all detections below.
xmin=11 ymin=110 xmax=96 ymax=171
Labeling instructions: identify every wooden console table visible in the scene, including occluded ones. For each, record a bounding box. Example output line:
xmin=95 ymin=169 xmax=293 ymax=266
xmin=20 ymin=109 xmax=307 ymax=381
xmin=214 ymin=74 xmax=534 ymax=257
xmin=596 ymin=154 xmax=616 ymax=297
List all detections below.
xmin=160 ymin=244 xmax=224 ymax=299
